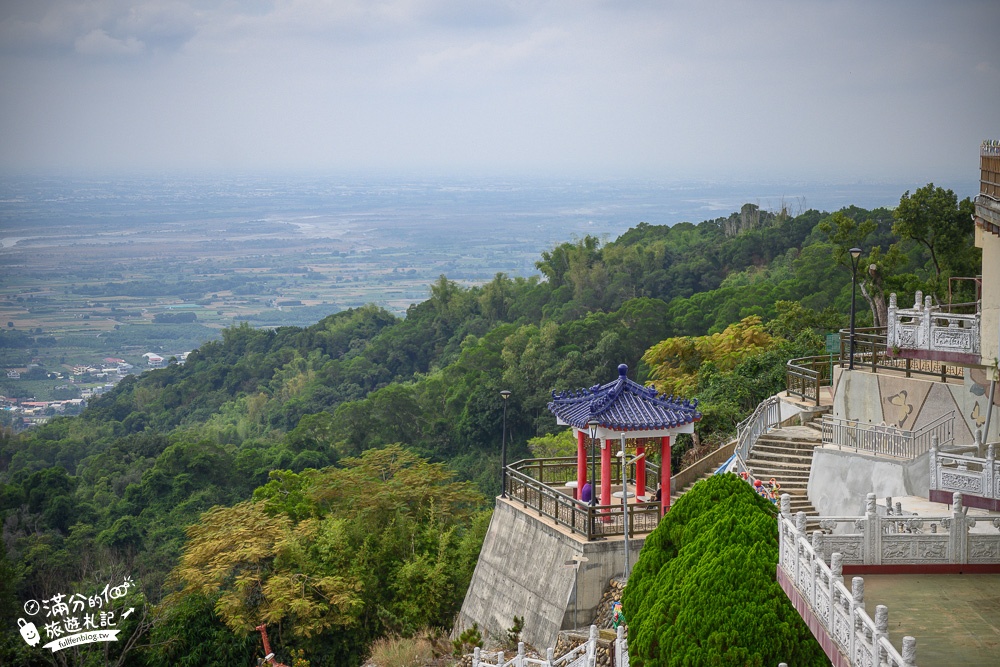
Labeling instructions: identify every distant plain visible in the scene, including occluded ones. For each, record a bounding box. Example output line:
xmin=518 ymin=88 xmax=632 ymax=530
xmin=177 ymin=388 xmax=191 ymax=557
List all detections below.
xmin=0 ymin=172 xmax=977 ymax=399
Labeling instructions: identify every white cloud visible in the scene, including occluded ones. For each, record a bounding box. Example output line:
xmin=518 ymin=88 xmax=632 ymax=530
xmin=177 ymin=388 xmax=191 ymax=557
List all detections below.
xmin=74 ymin=28 xmax=145 ymax=56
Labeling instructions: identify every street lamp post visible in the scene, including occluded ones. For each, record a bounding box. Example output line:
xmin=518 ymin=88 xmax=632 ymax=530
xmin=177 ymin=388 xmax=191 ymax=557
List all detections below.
xmin=617 ymin=433 xmax=645 ymax=581
xmin=848 ymin=247 xmax=863 ymax=370
xmin=500 ymin=390 xmax=511 ymax=498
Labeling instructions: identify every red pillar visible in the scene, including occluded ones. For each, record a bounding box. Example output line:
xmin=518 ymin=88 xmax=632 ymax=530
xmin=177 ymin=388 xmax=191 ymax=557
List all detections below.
xmin=636 ymin=440 xmax=646 ymax=498
xmin=661 ymin=436 xmax=672 ymax=516
xmin=601 ymin=438 xmax=612 ymax=506
xmin=576 ymin=430 xmax=587 ymax=500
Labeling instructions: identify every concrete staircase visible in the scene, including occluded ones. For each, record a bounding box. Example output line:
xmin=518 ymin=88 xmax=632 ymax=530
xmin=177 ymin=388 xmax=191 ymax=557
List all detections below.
xmin=671 ymin=412 xmax=825 ymax=518
xmin=745 ymin=419 xmax=822 ymax=517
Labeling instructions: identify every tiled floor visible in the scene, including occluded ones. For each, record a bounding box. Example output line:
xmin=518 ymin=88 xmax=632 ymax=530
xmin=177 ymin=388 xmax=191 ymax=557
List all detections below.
xmin=861 ymin=574 xmax=1000 ymax=666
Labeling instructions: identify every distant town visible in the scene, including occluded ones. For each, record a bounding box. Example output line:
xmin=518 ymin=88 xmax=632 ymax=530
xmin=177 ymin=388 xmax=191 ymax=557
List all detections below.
xmin=2 ymin=352 xmax=189 ymax=431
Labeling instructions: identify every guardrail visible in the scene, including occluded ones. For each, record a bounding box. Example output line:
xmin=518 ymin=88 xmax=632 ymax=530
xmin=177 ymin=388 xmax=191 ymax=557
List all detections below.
xmin=473 ymin=625 xmax=598 ymax=667
xmin=821 ymin=412 xmax=954 ymax=459
xmin=777 ymin=501 xmax=916 ymax=667
xmin=931 ymin=442 xmax=1000 ymax=504
xmin=786 ymin=355 xmax=835 ymax=405
xmin=505 ymin=458 xmax=661 ymax=541
xmin=839 ymin=327 xmax=964 ymax=381
xmin=887 ymin=292 xmax=981 ymax=361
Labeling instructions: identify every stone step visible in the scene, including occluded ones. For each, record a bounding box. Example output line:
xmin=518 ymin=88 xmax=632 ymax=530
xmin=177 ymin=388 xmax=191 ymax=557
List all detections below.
xmin=747 ymin=451 xmax=816 ymax=466
xmin=753 ymin=437 xmax=821 ymax=450
xmin=760 ymin=426 xmax=823 ymax=442
xmin=747 ymin=464 xmax=813 ymax=478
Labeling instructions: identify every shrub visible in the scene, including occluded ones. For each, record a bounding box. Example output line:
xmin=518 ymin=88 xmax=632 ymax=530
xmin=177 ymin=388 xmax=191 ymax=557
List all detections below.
xmin=621 ymin=473 xmax=827 ymax=667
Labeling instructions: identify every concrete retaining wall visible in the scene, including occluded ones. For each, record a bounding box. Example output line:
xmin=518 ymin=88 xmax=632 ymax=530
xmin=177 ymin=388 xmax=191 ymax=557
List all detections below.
xmin=456 ymin=498 xmax=642 ymax=650
xmin=831 ymin=367 xmax=1000 ymax=447
xmin=808 ymin=447 xmax=930 ymax=517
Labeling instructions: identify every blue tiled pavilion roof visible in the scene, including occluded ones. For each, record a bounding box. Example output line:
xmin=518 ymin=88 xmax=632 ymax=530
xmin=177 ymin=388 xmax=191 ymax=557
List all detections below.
xmin=547 ymin=364 xmax=701 ymax=432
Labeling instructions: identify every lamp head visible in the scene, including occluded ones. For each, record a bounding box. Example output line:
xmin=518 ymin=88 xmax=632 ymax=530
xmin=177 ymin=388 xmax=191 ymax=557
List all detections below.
xmin=587 ymin=419 xmax=599 ymax=439
xmin=849 ymin=247 xmax=862 ymax=259
xmin=500 ymin=390 xmax=511 ymax=401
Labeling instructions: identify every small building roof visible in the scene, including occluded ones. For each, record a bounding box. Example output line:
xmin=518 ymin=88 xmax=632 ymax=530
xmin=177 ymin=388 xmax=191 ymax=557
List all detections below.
xmin=547 ymin=364 xmax=701 ymax=433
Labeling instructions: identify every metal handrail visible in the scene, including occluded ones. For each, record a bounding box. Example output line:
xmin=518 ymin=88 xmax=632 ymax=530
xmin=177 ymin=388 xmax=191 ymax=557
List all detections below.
xmin=786 ymin=355 xmax=835 ymax=405
xmin=838 ymin=327 xmax=963 ymax=381
xmin=735 ymin=394 xmax=781 ymax=462
xmin=504 ymin=460 xmax=662 ymax=541
xmin=821 ymin=411 xmax=955 ymax=459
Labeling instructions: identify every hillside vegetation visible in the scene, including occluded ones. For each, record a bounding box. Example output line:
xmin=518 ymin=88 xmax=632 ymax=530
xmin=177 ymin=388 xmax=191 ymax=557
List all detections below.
xmin=0 ymin=184 xmax=977 ymax=665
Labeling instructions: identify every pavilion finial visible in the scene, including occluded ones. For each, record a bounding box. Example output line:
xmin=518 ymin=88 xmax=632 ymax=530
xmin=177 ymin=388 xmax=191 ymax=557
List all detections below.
xmin=618 ymin=363 xmax=628 ymax=377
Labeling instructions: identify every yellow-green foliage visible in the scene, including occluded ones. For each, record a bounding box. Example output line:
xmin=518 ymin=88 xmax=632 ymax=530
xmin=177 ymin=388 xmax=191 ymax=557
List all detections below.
xmin=621 ymin=474 xmax=826 ymax=667
xmin=163 ymin=445 xmax=490 ymax=664
xmin=642 ymin=316 xmax=777 ymax=396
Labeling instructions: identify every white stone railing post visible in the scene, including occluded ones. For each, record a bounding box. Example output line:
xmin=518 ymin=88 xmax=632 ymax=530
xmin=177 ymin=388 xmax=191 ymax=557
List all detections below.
xmin=546 ymin=647 xmax=553 ymax=667
xmin=929 ymin=435 xmax=939 ymax=493
xmin=473 ymin=646 xmax=481 ymax=667
xmin=902 ymin=636 xmax=917 ymax=667
xmin=887 ymin=293 xmax=898 ymax=348
xmin=587 ymin=625 xmax=597 ymax=664
xmin=874 ymin=605 xmax=889 ymax=665
xmin=864 ymin=493 xmax=880 ymax=565
xmin=952 ymin=492 xmax=971 ymax=563
xmin=922 ymin=295 xmax=933 ymax=349
xmin=517 ymin=641 xmax=525 ymax=667
xmin=850 ymin=576 xmax=865 ymax=660
xmin=616 ymin=625 xmax=624 ymax=666
xmin=987 ymin=445 xmax=996 ymax=505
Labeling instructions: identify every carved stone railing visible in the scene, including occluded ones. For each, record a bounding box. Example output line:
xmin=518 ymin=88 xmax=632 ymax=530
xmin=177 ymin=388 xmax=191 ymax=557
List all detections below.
xmin=886 ymin=292 xmax=981 ymax=364
xmin=473 ymin=625 xmax=598 ymax=667
xmin=930 ymin=442 xmax=1000 ymax=510
xmin=821 ymin=412 xmax=954 ymax=460
xmin=778 ymin=497 xmax=917 ymax=667
xmin=781 ymin=493 xmax=1000 ymax=567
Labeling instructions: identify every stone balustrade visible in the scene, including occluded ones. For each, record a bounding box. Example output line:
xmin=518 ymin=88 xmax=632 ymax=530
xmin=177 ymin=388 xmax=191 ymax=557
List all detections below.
xmin=930 ymin=441 xmax=1000 ymax=510
xmin=886 ymin=292 xmax=980 ymax=364
xmin=783 ymin=492 xmax=1000 ymax=566
xmin=778 ymin=495 xmax=917 ymax=667
xmin=472 ymin=625 xmax=599 ymax=667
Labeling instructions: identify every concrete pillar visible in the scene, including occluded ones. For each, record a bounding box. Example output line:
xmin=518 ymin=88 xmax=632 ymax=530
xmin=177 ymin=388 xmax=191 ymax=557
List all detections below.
xmin=576 ymin=430 xmax=587 ymax=501
xmin=661 ymin=435 xmax=672 ymax=515
xmin=636 ymin=440 xmax=646 ymax=497
xmin=601 ymin=438 xmax=612 ymax=507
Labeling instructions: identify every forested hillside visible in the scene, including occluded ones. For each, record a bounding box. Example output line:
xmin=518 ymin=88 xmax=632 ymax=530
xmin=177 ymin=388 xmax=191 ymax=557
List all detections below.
xmin=0 ymin=184 xmax=978 ymax=665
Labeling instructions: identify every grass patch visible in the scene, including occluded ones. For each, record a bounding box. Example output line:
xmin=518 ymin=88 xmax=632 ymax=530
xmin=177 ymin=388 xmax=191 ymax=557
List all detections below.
xmin=366 ymin=634 xmax=436 ymax=667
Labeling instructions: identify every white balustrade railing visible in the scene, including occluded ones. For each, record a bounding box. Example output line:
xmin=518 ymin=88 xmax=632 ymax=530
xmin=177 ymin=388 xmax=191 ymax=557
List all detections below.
xmin=822 ymin=412 xmax=954 ymax=459
xmin=931 ymin=442 xmax=1000 ymax=502
xmin=473 ymin=626 xmax=598 ymax=667
xmin=615 ymin=625 xmax=629 ymax=667
xmin=778 ymin=497 xmax=917 ymax=667
xmin=787 ymin=492 xmax=1000 ymax=566
xmin=886 ymin=292 xmax=981 ymax=359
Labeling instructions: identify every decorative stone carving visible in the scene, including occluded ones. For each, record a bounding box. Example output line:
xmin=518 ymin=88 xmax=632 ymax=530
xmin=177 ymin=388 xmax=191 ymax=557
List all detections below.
xmin=916 ymin=540 xmax=947 ymax=560
xmin=940 ymin=472 xmax=983 ymax=493
xmin=933 ymin=328 xmax=971 ymax=349
xmin=969 ymin=538 xmax=999 ymax=561
xmin=882 ymin=539 xmax=911 ymax=560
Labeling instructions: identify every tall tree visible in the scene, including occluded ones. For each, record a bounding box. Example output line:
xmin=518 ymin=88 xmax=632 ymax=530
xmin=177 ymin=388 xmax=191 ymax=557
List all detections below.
xmin=892 ymin=184 xmax=977 ymax=285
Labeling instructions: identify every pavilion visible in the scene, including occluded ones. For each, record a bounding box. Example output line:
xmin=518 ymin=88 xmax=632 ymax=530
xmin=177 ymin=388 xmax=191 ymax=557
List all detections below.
xmin=547 ymin=363 xmax=702 ymax=516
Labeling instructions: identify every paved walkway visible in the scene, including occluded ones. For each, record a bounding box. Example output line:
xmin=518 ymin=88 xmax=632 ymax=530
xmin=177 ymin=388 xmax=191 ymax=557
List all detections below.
xmin=861 ymin=574 xmax=1000 ymax=667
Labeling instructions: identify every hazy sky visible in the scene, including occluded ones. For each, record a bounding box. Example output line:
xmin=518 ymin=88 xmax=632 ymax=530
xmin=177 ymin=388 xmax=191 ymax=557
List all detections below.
xmin=0 ymin=0 xmax=997 ymax=181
